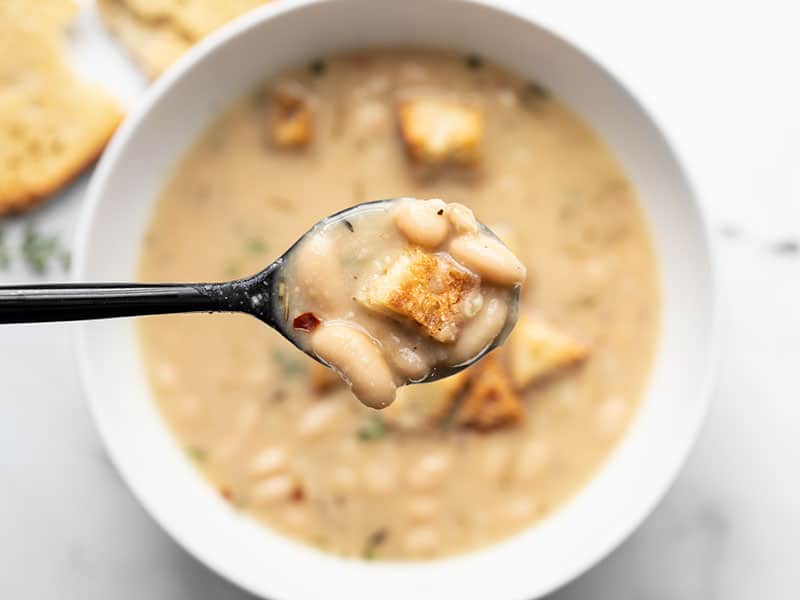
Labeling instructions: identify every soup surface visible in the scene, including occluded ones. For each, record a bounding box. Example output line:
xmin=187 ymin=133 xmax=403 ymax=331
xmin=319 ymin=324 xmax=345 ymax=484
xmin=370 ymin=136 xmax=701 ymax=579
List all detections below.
xmin=138 ymin=49 xmax=659 ymax=560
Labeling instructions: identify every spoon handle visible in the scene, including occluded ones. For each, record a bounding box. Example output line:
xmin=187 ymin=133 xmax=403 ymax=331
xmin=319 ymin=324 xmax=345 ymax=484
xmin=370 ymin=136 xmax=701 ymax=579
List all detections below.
xmin=0 ymin=282 xmax=236 ymax=324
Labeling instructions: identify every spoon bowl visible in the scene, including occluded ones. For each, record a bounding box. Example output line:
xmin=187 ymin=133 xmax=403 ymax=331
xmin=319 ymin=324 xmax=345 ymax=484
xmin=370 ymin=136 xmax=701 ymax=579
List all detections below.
xmin=267 ymin=198 xmax=522 ymax=384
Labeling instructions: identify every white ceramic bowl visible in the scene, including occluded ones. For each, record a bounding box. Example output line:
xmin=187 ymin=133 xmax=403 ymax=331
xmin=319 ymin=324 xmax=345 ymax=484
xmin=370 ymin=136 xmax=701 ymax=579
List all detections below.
xmin=74 ymin=1 xmax=718 ymax=598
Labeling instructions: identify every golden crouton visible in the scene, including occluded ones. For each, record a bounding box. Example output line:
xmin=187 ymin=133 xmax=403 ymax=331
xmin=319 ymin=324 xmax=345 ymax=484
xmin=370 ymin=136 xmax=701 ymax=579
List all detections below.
xmin=508 ymin=312 xmax=589 ymax=390
xmin=358 ymin=248 xmax=481 ymax=343
xmin=454 ymin=355 xmax=523 ymax=429
xmin=310 ymin=362 xmax=341 ymax=394
xmin=382 ymin=370 xmax=470 ymax=430
xmin=397 ymin=99 xmax=483 ymax=165
xmin=270 ymin=91 xmax=313 ymax=149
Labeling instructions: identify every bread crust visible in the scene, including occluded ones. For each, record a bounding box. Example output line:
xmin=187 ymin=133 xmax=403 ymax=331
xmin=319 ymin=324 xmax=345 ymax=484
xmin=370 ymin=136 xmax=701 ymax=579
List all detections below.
xmin=508 ymin=312 xmax=590 ymax=390
xmin=397 ymin=99 xmax=483 ymax=165
xmin=454 ymin=354 xmax=523 ymax=429
xmin=358 ymin=248 xmax=481 ymax=343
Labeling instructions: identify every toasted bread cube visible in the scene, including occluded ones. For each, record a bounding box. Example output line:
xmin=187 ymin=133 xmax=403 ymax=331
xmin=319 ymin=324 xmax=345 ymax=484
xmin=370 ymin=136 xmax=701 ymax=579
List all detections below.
xmin=358 ymin=248 xmax=481 ymax=343
xmin=397 ymin=99 xmax=483 ymax=165
xmin=508 ymin=312 xmax=589 ymax=389
xmin=383 ymin=370 xmax=470 ymax=430
xmin=454 ymin=355 xmax=523 ymax=429
xmin=310 ymin=362 xmax=342 ymax=394
xmin=270 ymin=91 xmax=312 ymax=148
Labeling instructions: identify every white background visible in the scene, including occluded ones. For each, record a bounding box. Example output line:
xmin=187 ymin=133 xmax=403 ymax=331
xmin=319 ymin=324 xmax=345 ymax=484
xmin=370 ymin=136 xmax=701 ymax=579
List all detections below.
xmin=1 ymin=1 xmax=798 ymax=597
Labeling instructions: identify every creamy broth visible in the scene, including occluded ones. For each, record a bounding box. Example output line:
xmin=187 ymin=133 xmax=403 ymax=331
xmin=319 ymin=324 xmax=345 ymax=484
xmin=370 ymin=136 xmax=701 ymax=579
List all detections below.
xmin=138 ymin=49 xmax=659 ymax=560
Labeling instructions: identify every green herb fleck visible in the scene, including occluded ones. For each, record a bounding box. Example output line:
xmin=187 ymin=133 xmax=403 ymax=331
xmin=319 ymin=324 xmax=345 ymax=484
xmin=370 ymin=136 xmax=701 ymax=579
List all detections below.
xmin=357 ymin=414 xmax=387 ymax=441
xmin=187 ymin=446 xmax=207 ymax=462
xmin=271 ymin=348 xmax=307 ymax=377
xmin=223 ymin=261 xmax=240 ymax=278
xmin=309 ymin=58 xmax=327 ymax=77
xmin=245 ymin=237 xmax=267 ymax=254
xmin=362 ymin=528 xmax=388 ymax=560
xmin=21 ymin=224 xmax=65 ymax=274
xmin=465 ymin=54 xmax=484 ymax=70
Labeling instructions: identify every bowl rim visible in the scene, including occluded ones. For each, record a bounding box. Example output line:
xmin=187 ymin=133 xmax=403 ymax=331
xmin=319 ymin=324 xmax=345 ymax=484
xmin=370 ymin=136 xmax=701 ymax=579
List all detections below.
xmin=73 ymin=0 xmax=721 ymax=597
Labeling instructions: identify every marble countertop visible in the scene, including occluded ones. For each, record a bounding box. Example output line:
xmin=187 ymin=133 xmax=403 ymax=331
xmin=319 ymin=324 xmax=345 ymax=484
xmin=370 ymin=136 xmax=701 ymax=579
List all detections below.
xmin=2 ymin=1 xmax=798 ymax=598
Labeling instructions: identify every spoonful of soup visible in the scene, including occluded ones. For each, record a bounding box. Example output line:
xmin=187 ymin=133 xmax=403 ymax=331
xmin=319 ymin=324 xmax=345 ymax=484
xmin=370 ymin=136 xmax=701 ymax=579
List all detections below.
xmin=0 ymin=198 xmax=525 ymax=407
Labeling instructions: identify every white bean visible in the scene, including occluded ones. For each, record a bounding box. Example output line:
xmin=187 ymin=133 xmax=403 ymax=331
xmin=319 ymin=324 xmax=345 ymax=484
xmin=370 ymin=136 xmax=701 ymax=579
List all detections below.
xmin=391 ymin=346 xmax=431 ymax=381
xmin=251 ymin=474 xmax=294 ymax=504
xmin=445 ymin=203 xmax=479 ymax=234
xmin=297 ymin=400 xmax=341 ymax=438
xmin=249 ymin=446 xmax=288 ymax=478
xmin=449 ymin=233 xmax=526 ymax=286
xmin=449 ymin=297 xmax=509 ymax=364
xmin=393 ymin=199 xmax=449 ymax=248
xmin=311 ymin=324 xmax=397 ymax=409
xmin=407 ymin=451 xmax=452 ymax=489
xmin=292 ymin=234 xmax=348 ymax=313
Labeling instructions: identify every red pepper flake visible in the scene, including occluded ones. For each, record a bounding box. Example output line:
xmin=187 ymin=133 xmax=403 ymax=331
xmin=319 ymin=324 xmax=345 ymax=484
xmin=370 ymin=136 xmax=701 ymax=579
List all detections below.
xmin=220 ymin=487 xmax=233 ymax=502
xmin=293 ymin=312 xmax=321 ymax=332
xmin=290 ymin=484 xmax=306 ymax=503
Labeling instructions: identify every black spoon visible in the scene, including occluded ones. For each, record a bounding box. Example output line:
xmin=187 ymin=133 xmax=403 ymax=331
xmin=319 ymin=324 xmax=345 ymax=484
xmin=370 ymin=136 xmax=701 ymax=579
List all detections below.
xmin=0 ymin=199 xmax=519 ymax=383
